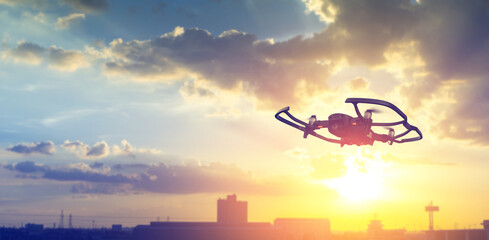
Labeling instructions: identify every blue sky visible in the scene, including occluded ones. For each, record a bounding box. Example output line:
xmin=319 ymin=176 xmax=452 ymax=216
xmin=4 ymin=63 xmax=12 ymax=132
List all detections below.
xmin=1 ymin=0 xmax=489 ymax=230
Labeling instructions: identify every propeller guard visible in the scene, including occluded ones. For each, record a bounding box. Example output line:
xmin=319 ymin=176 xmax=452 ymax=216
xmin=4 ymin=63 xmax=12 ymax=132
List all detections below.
xmin=275 ymin=98 xmax=422 ymax=146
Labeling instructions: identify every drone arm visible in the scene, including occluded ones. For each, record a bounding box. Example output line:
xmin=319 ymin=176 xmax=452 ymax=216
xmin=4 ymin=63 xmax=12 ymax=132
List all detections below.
xmin=309 ymin=131 xmax=341 ymax=144
xmin=396 ymin=123 xmax=423 ymax=143
xmin=275 ymin=107 xmax=306 ymax=132
xmin=275 ymin=107 xmax=340 ymax=144
xmin=373 ymin=123 xmax=423 ymax=144
xmin=313 ymin=120 xmax=328 ymax=129
xmin=372 ymin=133 xmax=390 ymax=143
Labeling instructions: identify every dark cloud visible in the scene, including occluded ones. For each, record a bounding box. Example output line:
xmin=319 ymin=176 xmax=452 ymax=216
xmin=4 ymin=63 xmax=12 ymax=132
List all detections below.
xmin=296 ymin=0 xmax=489 ymax=144
xmin=86 ymin=142 xmax=109 ymax=157
xmin=61 ymin=0 xmax=109 ymax=13
xmin=3 ymin=42 xmax=88 ymax=71
xmin=3 ymin=41 xmax=46 ymax=64
xmin=134 ymin=162 xmax=261 ymax=194
xmin=3 ymin=164 xmax=14 ymax=171
xmin=47 ymin=46 xmax=88 ymax=71
xmin=112 ymin=163 xmax=149 ymax=171
xmin=70 ymin=182 xmax=131 ymax=194
xmin=43 ymin=168 xmax=133 ymax=183
xmin=263 ymin=0 xmax=416 ymax=64
xmin=432 ymin=79 xmax=489 ymax=145
xmin=6 ymin=160 xmax=320 ymax=195
xmin=6 ymin=141 xmax=56 ymax=155
xmin=14 ymin=161 xmax=48 ymax=173
xmin=89 ymin=162 xmax=104 ymax=169
xmin=104 ymin=28 xmax=331 ymax=108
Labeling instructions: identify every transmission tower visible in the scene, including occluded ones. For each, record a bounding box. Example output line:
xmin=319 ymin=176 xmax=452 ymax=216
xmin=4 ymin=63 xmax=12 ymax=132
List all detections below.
xmin=425 ymin=201 xmax=439 ymax=231
xmin=59 ymin=210 xmax=64 ymax=229
xmin=69 ymin=214 xmax=73 ymax=228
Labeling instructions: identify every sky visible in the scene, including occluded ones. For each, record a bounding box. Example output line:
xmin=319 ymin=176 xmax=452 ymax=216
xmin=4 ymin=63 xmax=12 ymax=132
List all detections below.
xmin=1 ymin=0 xmax=489 ymax=231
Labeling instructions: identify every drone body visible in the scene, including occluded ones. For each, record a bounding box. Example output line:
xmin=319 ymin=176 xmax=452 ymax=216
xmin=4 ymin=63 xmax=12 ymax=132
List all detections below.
xmin=275 ymin=98 xmax=422 ymax=147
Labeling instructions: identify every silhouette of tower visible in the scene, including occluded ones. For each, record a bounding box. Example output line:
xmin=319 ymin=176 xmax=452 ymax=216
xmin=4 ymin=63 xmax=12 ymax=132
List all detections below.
xmin=217 ymin=194 xmax=247 ymax=224
xmin=69 ymin=214 xmax=73 ymax=228
xmin=59 ymin=210 xmax=64 ymax=229
xmin=425 ymin=201 xmax=439 ymax=231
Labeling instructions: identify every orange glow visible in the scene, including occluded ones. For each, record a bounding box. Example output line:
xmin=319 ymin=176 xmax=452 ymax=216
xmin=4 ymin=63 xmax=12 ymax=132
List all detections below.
xmin=321 ymin=150 xmax=386 ymax=202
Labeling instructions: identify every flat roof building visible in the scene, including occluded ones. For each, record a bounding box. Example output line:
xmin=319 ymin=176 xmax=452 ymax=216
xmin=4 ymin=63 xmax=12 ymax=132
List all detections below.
xmin=133 ymin=194 xmax=331 ymax=240
xmin=426 ymin=220 xmax=489 ymax=240
xmin=217 ymin=194 xmax=247 ymax=225
xmin=274 ymin=218 xmax=331 ymax=240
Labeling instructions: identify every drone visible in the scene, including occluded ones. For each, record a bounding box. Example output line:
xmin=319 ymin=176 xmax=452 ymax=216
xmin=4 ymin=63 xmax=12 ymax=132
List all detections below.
xmin=275 ymin=98 xmax=422 ymax=147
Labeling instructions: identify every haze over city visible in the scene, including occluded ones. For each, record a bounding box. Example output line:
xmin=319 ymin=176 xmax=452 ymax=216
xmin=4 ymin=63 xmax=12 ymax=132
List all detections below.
xmin=1 ymin=0 xmax=489 ymax=232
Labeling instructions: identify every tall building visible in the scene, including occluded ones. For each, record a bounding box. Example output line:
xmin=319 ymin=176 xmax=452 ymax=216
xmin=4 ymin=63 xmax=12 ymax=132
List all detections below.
xmin=217 ymin=194 xmax=247 ymax=224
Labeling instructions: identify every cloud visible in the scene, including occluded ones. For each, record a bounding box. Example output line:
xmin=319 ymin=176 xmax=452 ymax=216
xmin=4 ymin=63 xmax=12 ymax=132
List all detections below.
xmin=55 ymin=13 xmax=86 ymax=30
xmin=5 ymin=159 xmax=328 ymax=195
xmin=0 ymin=0 xmax=50 ymax=8
xmin=62 ymin=140 xmax=110 ymax=159
xmin=43 ymin=168 xmax=132 ymax=183
xmin=294 ymin=0 xmax=489 ymax=144
xmin=47 ymin=45 xmax=89 ymax=71
xmin=5 ymin=0 xmax=489 ymax=144
xmin=179 ymin=81 xmax=215 ymax=99
xmin=2 ymin=41 xmax=45 ymax=65
xmin=346 ymin=77 xmax=370 ymax=91
xmin=102 ymin=27 xmax=332 ymax=108
xmin=112 ymin=139 xmax=135 ymax=158
xmin=309 ymin=152 xmax=347 ymax=179
xmin=3 ymin=161 xmax=48 ymax=173
xmin=382 ymin=153 xmax=455 ymax=166
xmin=61 ymin=0 xmax=109 ymax=13
xmin=2 ymin=41 xmax=89 ymax=71
xmin=432 ymin=79 xmax=489 ymax=145
xmin=6 ymin=141 xmax=56 ymax=155
xmin=70 ymin=182 xmax=131 ymax=194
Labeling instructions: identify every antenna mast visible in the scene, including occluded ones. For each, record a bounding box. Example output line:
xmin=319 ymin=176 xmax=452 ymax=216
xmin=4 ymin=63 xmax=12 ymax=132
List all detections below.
xmin=425 ymin=201 xmax=439 ymax=231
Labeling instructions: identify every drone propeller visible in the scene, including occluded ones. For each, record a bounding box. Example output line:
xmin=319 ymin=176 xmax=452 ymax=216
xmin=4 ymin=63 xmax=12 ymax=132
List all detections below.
xmin=366 ymin=108 xmax=382 ymax=114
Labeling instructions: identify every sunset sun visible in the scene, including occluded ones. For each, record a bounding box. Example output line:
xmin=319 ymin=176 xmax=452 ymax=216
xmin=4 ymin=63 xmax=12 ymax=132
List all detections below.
xmin=324 ymin=150 xmax=386 ymax=201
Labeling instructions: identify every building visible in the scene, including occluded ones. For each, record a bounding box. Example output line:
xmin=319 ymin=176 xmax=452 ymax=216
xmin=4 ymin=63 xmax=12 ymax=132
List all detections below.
xmin=134 ymin=194 xmax=273 ymax=240
xmin=274 ymin=218 xmax=331 ymax=240
xmin=134 ymin=222 xmax=276 ymax=240
xmin=426 ymin=220 xmax=489 ymax=240
xmin=217 ymin=194 xmax=247 ymax=224
xmin=366 ymin=219 xmax=406 ymax=240
xmin=133 ymin=194 xmax=331 ymax=240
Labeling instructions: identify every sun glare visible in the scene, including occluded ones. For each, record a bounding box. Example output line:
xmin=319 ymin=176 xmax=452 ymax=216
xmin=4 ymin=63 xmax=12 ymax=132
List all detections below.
xmin=325 ymin=150 xmax=386 ymax=202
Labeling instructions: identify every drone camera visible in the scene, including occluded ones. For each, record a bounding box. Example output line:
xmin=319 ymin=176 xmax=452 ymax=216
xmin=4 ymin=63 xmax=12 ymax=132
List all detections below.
xmin=388 ymin=128 xmax=395 ymax=138
xmin=363 ymin=110 xmax=372 ymax=119
xmin=309 ymin=115 xmax=317 ymax=125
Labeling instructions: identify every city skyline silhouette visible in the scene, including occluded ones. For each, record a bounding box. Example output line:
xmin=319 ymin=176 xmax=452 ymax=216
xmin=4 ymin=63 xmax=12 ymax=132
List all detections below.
xmin=1 ymin=0 xmax=489 ymax=238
